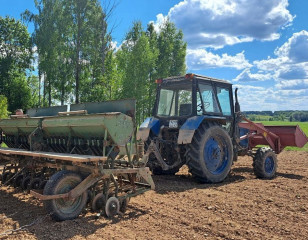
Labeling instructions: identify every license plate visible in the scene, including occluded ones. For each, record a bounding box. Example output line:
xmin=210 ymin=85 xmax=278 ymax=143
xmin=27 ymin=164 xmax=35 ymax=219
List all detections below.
xmin=169 ymin=120 xmax=178 ymax=128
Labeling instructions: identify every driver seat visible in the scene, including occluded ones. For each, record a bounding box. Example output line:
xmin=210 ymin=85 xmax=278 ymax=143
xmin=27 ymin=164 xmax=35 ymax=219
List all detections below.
xmin=179 ymin=103 xmax=192 ymax=116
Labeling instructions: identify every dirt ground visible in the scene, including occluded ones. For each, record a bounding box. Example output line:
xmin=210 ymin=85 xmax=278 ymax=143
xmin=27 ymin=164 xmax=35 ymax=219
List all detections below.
xmin=0 ymin=151 xmax=307 ymax=240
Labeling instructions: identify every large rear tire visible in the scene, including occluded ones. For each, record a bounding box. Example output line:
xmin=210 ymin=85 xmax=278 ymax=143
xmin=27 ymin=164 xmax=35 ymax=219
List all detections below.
xmin=187 ymin=123 xmax=233 ymax=183
xmin=253 ymin=147 xmax=277 ymax=179
xmin=43 ymin=170 xmax=87 ymax=221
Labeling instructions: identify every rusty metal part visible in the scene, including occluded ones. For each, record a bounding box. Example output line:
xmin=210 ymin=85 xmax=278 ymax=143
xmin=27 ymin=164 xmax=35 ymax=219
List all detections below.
xmin=239 ymin=116 xmax=308 ymax=153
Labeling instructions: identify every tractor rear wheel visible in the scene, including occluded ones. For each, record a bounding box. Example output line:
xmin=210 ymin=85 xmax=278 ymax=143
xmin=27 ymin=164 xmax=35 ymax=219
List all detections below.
xmin=253 ymin=147 xmax=277 ymax=179
xmin=187 ymin=122 xmax=233 ymax=183
xmin=43 ymin=170 xmax=87 ymax=221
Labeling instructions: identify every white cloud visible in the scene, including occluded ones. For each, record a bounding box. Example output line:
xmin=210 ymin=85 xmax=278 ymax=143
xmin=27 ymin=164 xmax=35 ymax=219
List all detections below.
xmin=277 ymin=89 xmax=308 ymax=96
xmin=187 ymin=49 xmax=251 ymax=70
xmin=276 ymin=79 xmax=308 ymax=90
xmin=149 ymin=13 xmax=168 ymax=33
xmin=277 ymin=65 xmax=308 ymax=80
xmin=275 ymin=30 xmax=308 ymax=62
xmin=110 ymin=41 xmax=118 ymax=50
xmin=233 ymin=69 xmax=272 ymax=82
xmin=255 ymin=31 xmax=308 ymax=70
xmin=164 ymin=0 xmax=294 ymax=48
xmin=234 ymin=84 xmax=308 ymax=111
xmin=237 ymin=31 xmax=308 ymax=92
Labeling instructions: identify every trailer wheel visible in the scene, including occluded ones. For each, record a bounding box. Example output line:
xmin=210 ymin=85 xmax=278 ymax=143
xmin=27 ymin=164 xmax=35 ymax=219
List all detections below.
xmin=2 ymin=172 xmax=12 ymax=184
xmin=105 ymin=197 xmax=120 ymax=218
xmin=43 ymin=170 xmax=88 ymax=221
xmin=91 ymin=193 xmax=106 ymax=212
xmin=39 ymin=180 xmax=47 ymax=190
xmin=13 ymin=175 xmax=24 ymax=188
xmin=21 ymin=176 xmax=31 ymax=190
xmin=253 ymin=147 xmax=277 ymax=179
xmin=29 ymin=178 xmax=41 ymax=190
xmin=187 ymin=123 xmax=233 ymax=183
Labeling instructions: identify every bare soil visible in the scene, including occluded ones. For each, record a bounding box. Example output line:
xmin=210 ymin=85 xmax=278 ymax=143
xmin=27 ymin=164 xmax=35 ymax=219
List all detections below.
xmin=0 ymin=151 xmax=307 ymax=240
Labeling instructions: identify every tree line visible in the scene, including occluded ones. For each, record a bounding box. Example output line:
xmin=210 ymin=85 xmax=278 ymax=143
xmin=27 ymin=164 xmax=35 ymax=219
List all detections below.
xmin=0 ymin=0 xmax=186 ymax=123
xmin=245 ymin=111 xmax=308 ymax=122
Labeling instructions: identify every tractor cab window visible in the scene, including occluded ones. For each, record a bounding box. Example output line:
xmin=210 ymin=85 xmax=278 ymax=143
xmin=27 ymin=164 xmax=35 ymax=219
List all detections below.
xmin=197 ymin=83 xmax=220 ymax=114
xmin=216 ymin=87 xmax=231 ymax=116
xmin=157 ymin=84 xmax=192 ymax=117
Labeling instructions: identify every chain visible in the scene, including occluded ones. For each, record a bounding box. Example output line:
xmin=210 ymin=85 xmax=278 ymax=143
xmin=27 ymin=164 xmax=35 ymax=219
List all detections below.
xmin=0 ymin=212 xmax=52 ymax=237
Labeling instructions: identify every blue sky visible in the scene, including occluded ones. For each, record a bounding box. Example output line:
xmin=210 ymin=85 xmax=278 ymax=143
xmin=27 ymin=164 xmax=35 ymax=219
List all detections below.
xmin=1 ymin=0 xmax=308 ymax=111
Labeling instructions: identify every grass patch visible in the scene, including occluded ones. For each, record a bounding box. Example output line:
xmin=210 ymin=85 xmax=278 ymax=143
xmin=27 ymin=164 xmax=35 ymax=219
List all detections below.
xmin=259 ymin=121 xmax=308 ymax=152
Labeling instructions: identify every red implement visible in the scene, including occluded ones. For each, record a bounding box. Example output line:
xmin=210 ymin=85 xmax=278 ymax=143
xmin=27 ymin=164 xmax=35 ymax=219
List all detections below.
xmin=239 ymin=117 xmax=308 ymax=154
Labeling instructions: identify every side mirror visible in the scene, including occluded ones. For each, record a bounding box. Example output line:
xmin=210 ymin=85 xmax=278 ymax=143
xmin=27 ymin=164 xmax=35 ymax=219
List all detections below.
xmin=235 ymin=88 xmax=241 ymax=113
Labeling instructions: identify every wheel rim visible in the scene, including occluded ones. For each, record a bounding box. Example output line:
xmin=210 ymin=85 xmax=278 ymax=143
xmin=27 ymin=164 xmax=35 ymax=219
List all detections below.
xmin=264 ymin=156 xmax=274 ymax=174
xmin=54 ymin=178 xmax=82 ymax=215
xmin=203 ymin=137 xmax=229 ymax=175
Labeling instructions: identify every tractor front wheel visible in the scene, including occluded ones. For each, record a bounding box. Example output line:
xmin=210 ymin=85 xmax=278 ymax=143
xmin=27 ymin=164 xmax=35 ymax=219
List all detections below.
xmin=187 ymin=123 xmax=233 ymax=183
xmin=253 ymin=147 xmax=277 ymax=179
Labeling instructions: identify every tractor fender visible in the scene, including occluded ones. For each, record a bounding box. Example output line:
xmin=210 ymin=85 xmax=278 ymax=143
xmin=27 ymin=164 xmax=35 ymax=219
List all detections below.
xmin=137 ymin=117 xmax=160 ymax=141
xmin=178 ymin=116 xmax=206 ymax=144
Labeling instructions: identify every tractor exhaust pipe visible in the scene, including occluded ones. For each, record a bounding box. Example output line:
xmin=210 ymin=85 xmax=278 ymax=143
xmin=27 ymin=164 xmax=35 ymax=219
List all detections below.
xmin=235 ymin=88 xmax=241 ymax=113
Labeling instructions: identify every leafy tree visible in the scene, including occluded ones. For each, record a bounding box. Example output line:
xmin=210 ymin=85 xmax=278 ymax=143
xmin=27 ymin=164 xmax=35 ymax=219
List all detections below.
xmin=117 ymin=20 xmax=186 ymax=123
xmin=25 ymin=0 xmax=110 ymax=105
xmin=156 ymin=19 xmax=187 ymax=78
xmin=22 ymin=2 xmax=187 ymax=122
xmin=117 ymin=22 xmax=158 ymax=123
xmin=146 ymin=23 xmax=159 ymax=116
xmin=0 ymin=95 xmax=9 ymax=119
xmin=0 ymin=16 xmax=35 ymax=111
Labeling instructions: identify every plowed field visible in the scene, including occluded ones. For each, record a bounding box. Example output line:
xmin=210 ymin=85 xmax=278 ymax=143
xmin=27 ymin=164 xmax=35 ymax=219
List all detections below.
xmin=0 ymin=151 xmax=307 ymax=240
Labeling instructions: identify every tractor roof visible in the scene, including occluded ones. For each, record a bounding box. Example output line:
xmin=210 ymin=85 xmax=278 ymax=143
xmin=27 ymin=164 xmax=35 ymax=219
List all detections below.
xmin=162 ymin=73 xmax=231 ymax=85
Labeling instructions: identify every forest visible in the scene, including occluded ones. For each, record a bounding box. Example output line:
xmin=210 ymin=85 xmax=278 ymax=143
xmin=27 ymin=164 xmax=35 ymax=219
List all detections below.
xmin=244 ymin=111 xmax=308 ymax=122
xmin=0 ymin=0 xmax=186 ymax=124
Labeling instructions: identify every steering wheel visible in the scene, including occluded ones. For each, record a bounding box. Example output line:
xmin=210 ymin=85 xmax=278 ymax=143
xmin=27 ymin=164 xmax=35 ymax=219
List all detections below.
xmin=197 ymin=102 xmax=210 ymax=112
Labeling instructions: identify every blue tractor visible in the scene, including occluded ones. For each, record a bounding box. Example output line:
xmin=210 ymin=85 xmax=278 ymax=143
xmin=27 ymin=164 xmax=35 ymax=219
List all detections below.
xmin=137 ymin=73 xmax=239 ymax=183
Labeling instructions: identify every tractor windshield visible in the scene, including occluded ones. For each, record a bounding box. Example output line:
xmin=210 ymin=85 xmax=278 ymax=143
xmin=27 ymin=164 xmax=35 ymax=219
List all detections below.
xmin=157 ymin=83 xmax=192 ymax=117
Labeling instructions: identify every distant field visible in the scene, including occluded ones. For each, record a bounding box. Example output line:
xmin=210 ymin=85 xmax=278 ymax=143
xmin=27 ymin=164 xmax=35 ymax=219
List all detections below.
xmin=259 ymin=121 xmax=308 ymax=152
xmin=247 ymin=114 xmax=272 ymax=121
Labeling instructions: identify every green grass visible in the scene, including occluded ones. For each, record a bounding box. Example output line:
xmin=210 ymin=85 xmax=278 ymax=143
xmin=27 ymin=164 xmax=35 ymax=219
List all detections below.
xmin=259 ymin=121 xmax=308 ymax=152
xmin=248 ymin=114 xmax=273 ymax=121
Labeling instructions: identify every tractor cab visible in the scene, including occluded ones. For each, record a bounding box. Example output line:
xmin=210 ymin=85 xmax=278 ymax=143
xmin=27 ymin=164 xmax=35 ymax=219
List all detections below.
xmin=152 ymin=74 xmax=235 ymax=130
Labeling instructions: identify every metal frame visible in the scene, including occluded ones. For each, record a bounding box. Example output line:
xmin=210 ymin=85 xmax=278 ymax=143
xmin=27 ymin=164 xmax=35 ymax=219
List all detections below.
xmin=0 ymin=147 xmax=154 ymax=202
